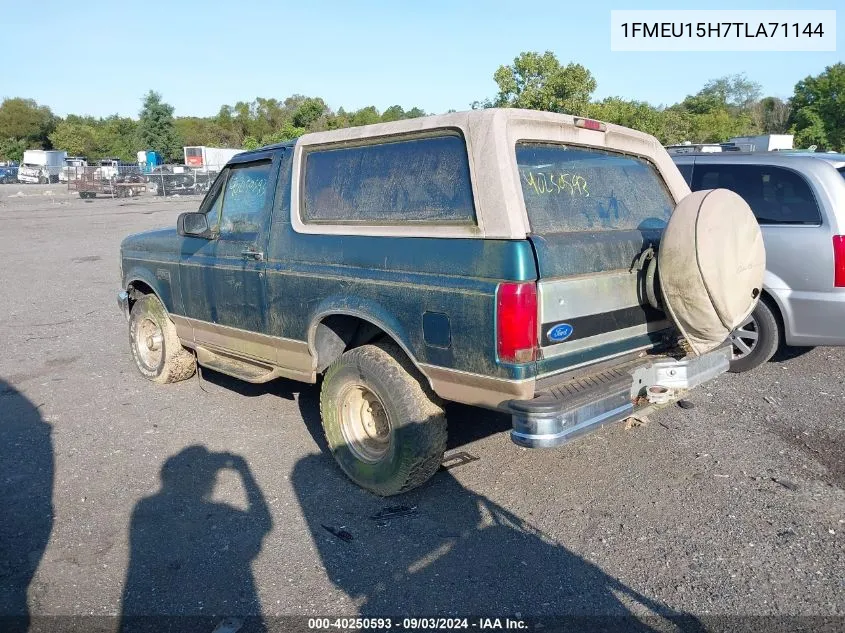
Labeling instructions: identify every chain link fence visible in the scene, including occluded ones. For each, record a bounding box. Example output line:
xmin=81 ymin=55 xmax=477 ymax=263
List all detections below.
xmin=61 ymin=163 xmax=226 ymax=199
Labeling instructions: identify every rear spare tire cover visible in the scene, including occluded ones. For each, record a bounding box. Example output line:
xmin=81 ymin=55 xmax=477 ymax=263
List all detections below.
xmin=658 ymin=189 xmax=765 ymax=356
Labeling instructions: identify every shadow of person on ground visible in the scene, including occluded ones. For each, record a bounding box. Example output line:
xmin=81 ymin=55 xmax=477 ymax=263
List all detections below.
xmin=291 ymin=445 xmax=705 ymax=631
xmin=0 ymin=379 xmax=54 ymax=633
xmin=120 ymin=446 xmax=271 ymax=633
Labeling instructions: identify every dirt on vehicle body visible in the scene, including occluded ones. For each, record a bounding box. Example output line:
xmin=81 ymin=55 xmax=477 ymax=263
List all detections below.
xmin=117 ymin=108 xmax=765 ymax=495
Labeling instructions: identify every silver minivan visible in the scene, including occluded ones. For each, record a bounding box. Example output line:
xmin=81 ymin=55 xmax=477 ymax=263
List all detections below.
xmin=673 ymin=152 xmax=845 ymax=371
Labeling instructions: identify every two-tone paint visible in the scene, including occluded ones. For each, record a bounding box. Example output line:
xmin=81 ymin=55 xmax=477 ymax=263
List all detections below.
xmin=120 ymin=109 xmax=690 ymax=410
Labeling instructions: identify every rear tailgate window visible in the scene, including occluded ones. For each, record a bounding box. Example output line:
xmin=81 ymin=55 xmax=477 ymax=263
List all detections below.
xmin=516 ymin=143 xmax=674 ymax=234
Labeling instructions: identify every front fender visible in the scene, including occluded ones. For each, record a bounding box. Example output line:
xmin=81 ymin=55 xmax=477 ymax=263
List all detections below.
xmin=123 ymin=264 xmax=177 ymax=314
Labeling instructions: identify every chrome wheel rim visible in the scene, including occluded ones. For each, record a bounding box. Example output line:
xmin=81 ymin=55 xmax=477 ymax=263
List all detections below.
xmin=134 ymin=317 xmax=164 ymax=371
xmin=730 ymin=314 xmax=759 ymax=360
xmin=338 ymin=384 xmax=391 ymax=463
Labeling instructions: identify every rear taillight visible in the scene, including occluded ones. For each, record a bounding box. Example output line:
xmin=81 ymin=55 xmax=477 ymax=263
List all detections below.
xmin=496 ymin=282 xmax=538 ymax=363
xmin=834 ymin=236 xmax=845 ymax=288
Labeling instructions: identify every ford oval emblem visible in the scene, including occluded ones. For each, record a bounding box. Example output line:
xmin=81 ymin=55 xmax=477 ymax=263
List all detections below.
xmin=547 ymin=323 xmax=573 ymax=343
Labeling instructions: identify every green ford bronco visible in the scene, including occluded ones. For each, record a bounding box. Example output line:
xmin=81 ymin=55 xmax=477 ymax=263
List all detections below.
xmin=118 ymin=109 xmax=766 ymax=495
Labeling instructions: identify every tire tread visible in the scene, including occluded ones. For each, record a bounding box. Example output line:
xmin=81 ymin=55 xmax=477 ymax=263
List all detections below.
xmin=319 ymin=340 xmax=447 ymax=496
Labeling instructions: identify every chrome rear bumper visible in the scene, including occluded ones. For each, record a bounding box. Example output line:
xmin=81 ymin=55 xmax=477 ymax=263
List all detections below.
xmin=509 ymin=343 xmax=731 ymax=448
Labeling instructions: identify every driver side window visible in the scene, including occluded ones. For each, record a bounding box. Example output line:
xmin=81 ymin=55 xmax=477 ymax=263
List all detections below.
xmin=201 ymin=169 xmax=228 ymax=233
xmin=218 ymin=161 xmax=272 ymax=240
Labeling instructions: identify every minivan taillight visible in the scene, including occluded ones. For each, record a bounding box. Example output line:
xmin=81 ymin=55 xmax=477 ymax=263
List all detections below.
xmin=834 ymin=236 xmax=845 ymax=288
xmin=496 ymin=282 xmax=538 ymax=363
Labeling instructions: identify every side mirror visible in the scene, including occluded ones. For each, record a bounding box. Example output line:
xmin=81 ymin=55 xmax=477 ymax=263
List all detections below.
xmin=177 ymin=212 xmax=212 ymax=238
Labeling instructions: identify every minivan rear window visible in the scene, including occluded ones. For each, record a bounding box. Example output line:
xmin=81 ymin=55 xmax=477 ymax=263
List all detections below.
xmin=690 ymin=164 xmax=822 ymax=225
xmin=516 ymin=143 xmax=674 ymax=233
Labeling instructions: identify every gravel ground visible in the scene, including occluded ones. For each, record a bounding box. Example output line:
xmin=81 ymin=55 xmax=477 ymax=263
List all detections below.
xmin=0 ymin=184 xmax=843 ymax=631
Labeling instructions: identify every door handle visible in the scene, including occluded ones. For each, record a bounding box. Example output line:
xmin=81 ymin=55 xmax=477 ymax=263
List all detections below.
xmin=241 ymin=248 xmax=264 ymax=261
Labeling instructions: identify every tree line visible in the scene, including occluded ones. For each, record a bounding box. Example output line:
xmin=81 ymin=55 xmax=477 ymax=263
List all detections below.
xmin=1 ymin=52 xmax=842 ymax=164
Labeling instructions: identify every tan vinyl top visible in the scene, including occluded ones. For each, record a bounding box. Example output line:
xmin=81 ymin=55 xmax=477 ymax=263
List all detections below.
xmin=290 ymin=108 xmax=691 ymax=239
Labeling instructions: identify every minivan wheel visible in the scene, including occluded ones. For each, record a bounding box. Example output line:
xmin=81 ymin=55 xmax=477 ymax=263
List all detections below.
xmin=129 ymin=294 xmax=196 ymax=384
xmin=320 ymin=341 xmax=447 ymax=496
xmin=728 ymin=299 xmax=780 ymax=373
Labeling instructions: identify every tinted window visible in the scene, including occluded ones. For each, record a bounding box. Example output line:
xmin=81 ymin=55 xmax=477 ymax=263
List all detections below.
xmin=217 ymin=161 xmax=272 ymax=238
xmin=675 ymin=162 xmax=693 ymax=185
xmin=302 ymin=134 xmax=475 ymax=225
xmin=690 ymin=164 xmax=821 ymax=225
xmin=516 ymin=143 xmax=674 ymax=233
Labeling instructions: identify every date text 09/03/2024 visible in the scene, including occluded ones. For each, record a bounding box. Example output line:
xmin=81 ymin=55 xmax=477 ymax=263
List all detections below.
xmin=307 ymin=617 xmax=527 ymax=630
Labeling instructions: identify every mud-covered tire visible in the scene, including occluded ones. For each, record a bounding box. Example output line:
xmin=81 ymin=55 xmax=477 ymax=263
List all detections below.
xmin=128 ymin=294 xmax=196 ymax=384
xmin=320 ymin=341 xmax=447 ymax=496
xmin=728 ymin=298 xmax=781 ymax=373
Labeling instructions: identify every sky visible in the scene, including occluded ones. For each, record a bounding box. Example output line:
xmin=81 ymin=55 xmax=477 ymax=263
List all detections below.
xmin=1 ymin=0 xmax=841 ymax=119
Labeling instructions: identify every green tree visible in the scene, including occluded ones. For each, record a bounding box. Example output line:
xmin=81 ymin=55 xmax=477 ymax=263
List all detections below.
xmin=175 ymin=117 xmax=241 ymax=148
xmin=689 ymin=109 xmax=754 ymax=143
xmin=137 ymin=91 xmax=182 ymax=161
xmin=49 ymin=121 xmax=99 ymax=157
xmin=790 ymin=63 xmax=845 ymax=150
xmin=675 ymin=74 xmax=762 ymax=142
xmin=291 ymin=97 xmax=328 ymax=128
xmin=791 ymin=108 xmax=828 ymax=149
xmin=261 ymin=123 xmax=306 ymax=145
xmin=350 ymin=106 xmax=381 ymax=127
xmin=485 ymin=51 xmax=596 ymax=116
xmin=381 ymin=105 xmax=406 ymax=122
xmin=242 ymin=136 xmax=261 ymax=151
xmin=753 ymin=97 xmax=791 ymax=134
xmin=0 ymin=137 xmax=27 ymax=162
xmin=588 ymin=97 xmax=663 ymax=138
xmin=696 ymin=74 xmax=762 ymax=110
xmin=0 ymin=98 xmax=57 ymax=148
xmin=98 ymin=116 xmax=139 ymax=161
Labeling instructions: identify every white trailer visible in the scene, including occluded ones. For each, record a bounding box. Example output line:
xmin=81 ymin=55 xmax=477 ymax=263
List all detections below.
xmin=18 ymin=150 xmax=68 ymax=184
xmin=183 ymin=146 xmax=243 ymax=172
xmin=728 ymin=134 xmax=794 ymax=152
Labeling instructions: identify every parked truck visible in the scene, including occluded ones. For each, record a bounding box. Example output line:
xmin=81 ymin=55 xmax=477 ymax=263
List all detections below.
xmin=59 ymin=156 xmax=88 ymax=183
xmin=183 ymin=146 xmax=243 ymax=172
xmin=17 ymin=150 xmax=67 ymax=184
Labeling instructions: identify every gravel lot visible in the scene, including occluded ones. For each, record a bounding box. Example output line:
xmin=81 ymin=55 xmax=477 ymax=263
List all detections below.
xmin=1 ymin=184 xmax=844 ymax=631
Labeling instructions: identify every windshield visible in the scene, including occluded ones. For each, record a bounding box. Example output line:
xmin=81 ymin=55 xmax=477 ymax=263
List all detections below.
xmin=516 ymin=143 xmax=675 ymax=234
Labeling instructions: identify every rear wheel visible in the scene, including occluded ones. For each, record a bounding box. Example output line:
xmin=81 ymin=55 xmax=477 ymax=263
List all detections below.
xmin=129 ymin=294 xmax=196 ymax=384
xmin=728 ymin=299 xmax=780 ymax=373
xmin=320 ymin=341 xmax=447 ymax=496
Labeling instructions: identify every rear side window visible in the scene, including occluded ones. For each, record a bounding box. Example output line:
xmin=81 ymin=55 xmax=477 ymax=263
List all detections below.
xmin=690 ymin=164 xmax=822 ymax=225
xmin=516 ymin=143 xmax=675 ymax=233
xmin=302 ymin=133 xmax=476 ymax=225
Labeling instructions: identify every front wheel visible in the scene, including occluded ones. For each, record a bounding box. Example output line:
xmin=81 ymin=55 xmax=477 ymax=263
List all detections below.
xmin=728 ymin=299 xmax=781 ymax=373
xmin=320 ymin=341 xmax=447 ymax=496
xmin=129 ymin=294 xmax=196 ymax=384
